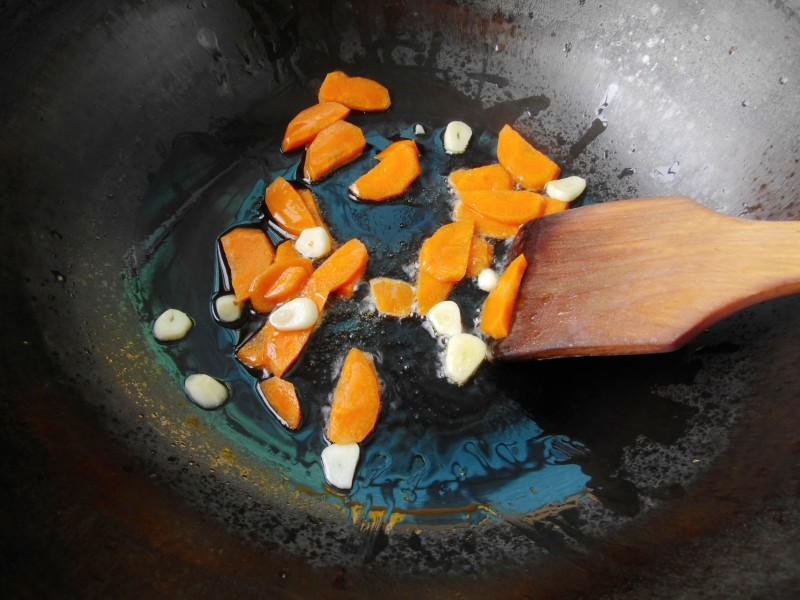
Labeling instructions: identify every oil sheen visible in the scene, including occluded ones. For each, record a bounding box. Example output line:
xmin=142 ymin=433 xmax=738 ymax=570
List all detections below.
xmin=125 ymin=111 xmax=592 ymax=526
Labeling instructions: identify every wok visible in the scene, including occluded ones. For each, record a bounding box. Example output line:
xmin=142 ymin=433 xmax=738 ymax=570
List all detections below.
xmin=2 ymin=0 xmax=799 ymax=597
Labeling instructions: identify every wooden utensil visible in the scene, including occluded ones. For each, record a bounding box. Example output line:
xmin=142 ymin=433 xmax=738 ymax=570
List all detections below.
xmin=494 ymin=196 xmax=800 ymax=360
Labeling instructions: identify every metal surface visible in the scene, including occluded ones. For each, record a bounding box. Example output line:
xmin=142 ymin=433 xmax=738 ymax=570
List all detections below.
xmin=1 ymin=0 xmax=799 ymax=597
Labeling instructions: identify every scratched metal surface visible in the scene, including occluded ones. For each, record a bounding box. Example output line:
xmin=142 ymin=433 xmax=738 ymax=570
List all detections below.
xmin=1 ymin=0 xmax=799 ymax=597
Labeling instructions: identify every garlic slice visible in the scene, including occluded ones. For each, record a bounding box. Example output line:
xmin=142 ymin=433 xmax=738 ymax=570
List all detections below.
xmin=214 ymin=294 xmax=242 ymax=322
xmin=184 ymin=374 xmax=229 ymax=409
xmin=295 ymin=226 xmax=332 ymax=259
xmin=544 ymin=176 xmax=587 ymax=203
xmin=153 ymin=308 xmax=193 ymax=341
xmin=444 ymin=333 xmax=488 ymax=385
xmin=427 ymin=300 xmax=463 ymax=337
xmin=321 ymin=443 xmax=360 ymax=490
xmin=477 ymin=268 xmax=499 ymax=292
xmin=443 ymin=121 xmax=472 ymax=154
xmin=268 ymin=297 xmax=319 ymax=331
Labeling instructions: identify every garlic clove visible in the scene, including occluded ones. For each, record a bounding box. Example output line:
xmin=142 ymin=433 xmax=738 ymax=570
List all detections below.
xmin=295 ymin=226 xmax=332 ymax=259
xmin=427 ymin=300 xmax=463 ymax=337
xmin=268 ymin=297 xmax=319 ymax=331
xmin=321 ymin=443 xmax=360 ymax=490
xmin=153 ymin=308 xmax=193 ymax=341
xmin=443 ymin=121 xmax=472 ymax=154
xmin=443 ymin=333 xmax=488 ymax=385
xmin=544 ymin=175 xmax=587 ymax=203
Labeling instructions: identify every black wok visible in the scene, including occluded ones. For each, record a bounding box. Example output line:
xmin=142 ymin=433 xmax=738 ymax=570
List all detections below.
xmin=2 ymin=0 xmax=799 ymax=597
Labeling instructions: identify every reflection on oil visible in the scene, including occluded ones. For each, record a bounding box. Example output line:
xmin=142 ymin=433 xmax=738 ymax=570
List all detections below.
xmin=125 ymin=87 xmax=710 ymax=531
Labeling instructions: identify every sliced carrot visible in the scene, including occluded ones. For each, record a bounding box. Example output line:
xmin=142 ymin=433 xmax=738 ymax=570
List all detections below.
xmin=459 ymin=190 xmax=545 ymax=226
xmin=480 ymin=253 xmax=528 ymax=339
xmin=258 ymin=377 xmax=302 ymax=430
xmin=265 ymin=177 xmax=317 ymax=236
xmin=282 ymin=102 xmax=350 ymax=152
xmin=419 ymin=219 xmax=474 ymax=283
xmin=466 ymin=235 xmax=494 ymax=277
xmin=336 ymin=260 xmax=367 ymax=299
xmin=350 ymin=140 xmax=421 ymax=201
xmin=238 ymin=324 xmax=313 ymax=377
xmin=220 ymin=227 xmax=275 ymax=303
xmin=318 ymin=71 xmax=391 ymax=112
xmin=297 ymin=188 xmax=327 ymax=229
xmin=370 ymin=278 xmax=415 ymax=317
xmin=274 ymin=240 xmax=303 ymax=263
xmin=453 ymin=201 xmax=520 ymax=240
xmin=497 ymin=124 xmax=561 ymax=191
xmin=307 ymin=238 xmax=369 ymax=299
xmin=248 ymin=257 xmax=313 ymax=313
xmin=304 ymin=120 xmax=367 ymax=182
xmin=449 ymin=163 xmax=514 ymax=194
xmin=543 ymin=197 xmax=569 ymax=215
xmin=416 ymin=269 xmax=454 ymax=315
xmin=375 ymin=139 xmax=418 ymax=160
xmin=237 ymin=240 xmax=369 ymax=376
xmin=327 ymin=348 xmax=382 ymax=444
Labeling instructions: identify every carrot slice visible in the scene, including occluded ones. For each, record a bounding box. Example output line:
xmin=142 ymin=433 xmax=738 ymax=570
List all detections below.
xmin=308 ymin=238 xmax=369 ymax=299
xmin=543 ymin=197 xmax=569 ymax=215
xmin=265 ymin=177 xmax=318 ymax=236
xmin=304 ymin=120 xmax=367 ymax=182
xmin=370 ymin=278 xmax=415 ymax=317
xmin=466 ymin=235 xmax=494 ymax=277
xmin=258 ymin=377 xmax=302 ymax=430
xmin=480 ymin=253 xmax=528 ymax=339
xmin=416 ymin=269 xmax=454 ymax=315
xmin=238 ymin=325 xmax=314 ymax=377
xmin=297 ymin=188 xmax=327 ymax=228
xmin=350 ymin=140 xmax=421 ymax=201
xmin=282 ymin=102 xmax=350 ymax=152
xmin=459 ymin=190 xmax=545 ymax=226
xmin=497 ymin=124 xmax=561 ymax=191
xmin=449 ymin=164 xmax=515 ymax=194
xmin=375 ymin=139 xmax=418 ymax=160
xmin=453 ymin=201 xmax=520 ymax=240
xmin=248 ymin=257 xmax=314 ymax=313
xmin=220 ymin=227 xmax=275 ymax=303
xmin=274 ymin=240 xmax=303 ymax=263
xmin=327 ymin=348 xmax=382 ymax=444
xmin=336 ymin=260 xmax=367 ymax=299
xmin=419 ymin=220 xmax=474 ymax=282
xmin=236 ymin=239 xmax=369 ymax=376
xmin=318 ymin=71 xmax=391 ymax=112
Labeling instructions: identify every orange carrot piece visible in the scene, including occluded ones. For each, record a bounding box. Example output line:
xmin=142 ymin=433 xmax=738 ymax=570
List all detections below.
xmin=297 ymin=188 xmax=327 ymax=228
xmin=459 ymin=190 xmax=545 ymax=226
xmin=466 ymin=235 xmax=494 ymax=277
xmin=258 ymin=377 xmax=302 ymax=430
xmin=449 ymin=164 xmax=515 ymax=194
xmin=370 ymin=277 xmax=415 ymax=317
xmin=248 ymin=257 xmax=313 ymax=313
xmin=327 ymin=348 xmax=382 ymax=444
xmin=497 ymin=124 xmax=561 ymax=191
xmin=350 ymin=140 xmax=421 ymax=201
xmin=318 ymin=71 xmax=391 ymax=112
xmin=336 ymin=260 xmax=367 ymax=299
xmin=274 ymin=240 xmax=303 ymax=263
xmin=543 ymin=197 xmax=569 ymax=215
xmin=375 ymin=139 xmax=418 ymax=160
xmin=220 ymin=227 xmax=275 ymax=303
xmin=308 ymin=238 xmax=369 ymax=299
xmin=304 ymin=120 xmax=367 ymax=182
xmin=282 ymin=102 xmax=350 ymax=152
xmin=237 ymin=239 xmax=369 ymax=376
xmin=416 ymin=269 xmax=454 ymax=315
xmin=453 ymin=201 xmax=520 ymax=240
xmin=419 ymin=220 xmax=474 ymax=283
xmin=238 ymin=325 xmax=313 ymax=377
xmin=265 ymin=177 xmax=318 ymax=236
xmin=480 ymin=253 xmax=528 ymax=339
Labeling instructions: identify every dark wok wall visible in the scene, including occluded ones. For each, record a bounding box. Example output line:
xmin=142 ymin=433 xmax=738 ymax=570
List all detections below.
xmin=1 ymin=0 xmax=800 ymax=597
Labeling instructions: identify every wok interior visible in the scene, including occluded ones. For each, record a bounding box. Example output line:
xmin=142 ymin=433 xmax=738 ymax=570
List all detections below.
xmin=2 ymin=0 xmax=799 ymax=596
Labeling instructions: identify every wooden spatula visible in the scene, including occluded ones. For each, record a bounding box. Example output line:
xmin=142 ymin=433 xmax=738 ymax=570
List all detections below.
xmin=494 ymin=196 xmax=800 ymax=360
